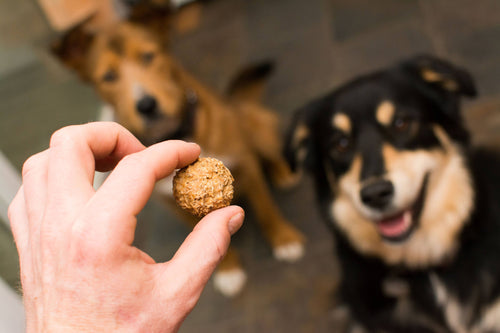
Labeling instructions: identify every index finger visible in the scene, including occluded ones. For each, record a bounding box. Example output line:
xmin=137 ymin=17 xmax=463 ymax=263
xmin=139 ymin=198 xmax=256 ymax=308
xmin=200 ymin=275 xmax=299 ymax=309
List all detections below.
xmin=76 ymin=140 xmax=200 ymax=246
xmin=45 ymin=122 xmax=145 ymax=212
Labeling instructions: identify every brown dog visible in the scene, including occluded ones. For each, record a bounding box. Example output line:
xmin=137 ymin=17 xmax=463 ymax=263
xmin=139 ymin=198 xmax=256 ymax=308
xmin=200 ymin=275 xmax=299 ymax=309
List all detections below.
xmin=52 ymin=21 xmax=305 ymax=296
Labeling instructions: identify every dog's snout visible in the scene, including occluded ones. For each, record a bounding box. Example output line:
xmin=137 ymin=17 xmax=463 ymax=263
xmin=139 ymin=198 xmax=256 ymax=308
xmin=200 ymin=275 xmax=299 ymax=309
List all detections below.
xmin=360 ymin=180 xmax=394 ymax=209
xmin=136 ymin=95 xmax=158 ymax=117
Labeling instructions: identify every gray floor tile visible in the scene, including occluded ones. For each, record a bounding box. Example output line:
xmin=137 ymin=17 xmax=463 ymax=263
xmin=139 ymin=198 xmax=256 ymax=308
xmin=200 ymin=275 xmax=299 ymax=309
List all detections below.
xmin=331 ymin=0 xmax=421 ymax=41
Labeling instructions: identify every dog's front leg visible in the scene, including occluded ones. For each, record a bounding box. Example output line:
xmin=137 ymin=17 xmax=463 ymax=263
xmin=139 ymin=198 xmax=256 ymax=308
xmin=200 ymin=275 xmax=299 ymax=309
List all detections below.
xmin=237 ymin=158 xmax=306 ymax=262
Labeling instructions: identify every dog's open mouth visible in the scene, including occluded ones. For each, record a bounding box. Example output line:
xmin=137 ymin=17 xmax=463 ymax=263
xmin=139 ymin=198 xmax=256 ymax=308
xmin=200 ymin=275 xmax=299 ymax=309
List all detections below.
xmin=376 ymin=210 xmax=413 ymax=241
xmin=374 ymin=173 xmax=430 ymax=243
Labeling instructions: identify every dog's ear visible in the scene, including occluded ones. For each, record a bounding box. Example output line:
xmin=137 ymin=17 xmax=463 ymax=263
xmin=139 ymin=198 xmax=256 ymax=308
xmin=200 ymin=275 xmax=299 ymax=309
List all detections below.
xmin=227 ymin=61 xmax=274 ymax=102
xmin=170 ymin=1 xmax=205 ymax=35
xmin=284 ymin=96 xmax=328 ymax=174
xmin=127 ymin=0 xmax=204 ymax=39
xmin=402 ymin=54 xmax=477 ymax=97
xmin=127 ymin=1 xmax=172 ymax=39
xmin=402 ymin=54 xmax=475 ymax=144
xmin=51 ymin=24 xmax=95 ymax=81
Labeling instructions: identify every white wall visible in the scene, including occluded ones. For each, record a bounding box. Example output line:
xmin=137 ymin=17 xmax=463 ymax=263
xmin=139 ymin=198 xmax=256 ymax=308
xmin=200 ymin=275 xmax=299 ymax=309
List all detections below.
xmin=0 ymin=151 xmax=25 ymax=331
xmin=0 ymin=151 xmax=21 ymax=226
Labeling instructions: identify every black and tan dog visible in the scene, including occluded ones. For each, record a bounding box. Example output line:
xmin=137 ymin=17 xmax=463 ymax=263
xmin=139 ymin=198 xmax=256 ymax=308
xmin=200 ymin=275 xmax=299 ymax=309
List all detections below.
xmin=52 ymin=20 xmax=305 ymax=297
xmin=285 ymin=55 xmax=500 ymax=332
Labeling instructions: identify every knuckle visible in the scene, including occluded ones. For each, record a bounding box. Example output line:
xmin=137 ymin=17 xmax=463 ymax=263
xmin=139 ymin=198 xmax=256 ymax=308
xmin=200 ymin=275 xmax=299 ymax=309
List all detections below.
xmin=49 ymin=125 xmax=79 ymax=148
xmin=106 ymin=121 xmax=125 ymax=132
xmin=21 ymin=153 xmax=43 ymax=178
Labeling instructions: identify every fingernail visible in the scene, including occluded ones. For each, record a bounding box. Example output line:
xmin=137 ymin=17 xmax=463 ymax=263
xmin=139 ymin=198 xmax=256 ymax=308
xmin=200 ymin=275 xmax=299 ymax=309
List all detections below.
xmin=228 ymin=212 xmax=244 ymax=235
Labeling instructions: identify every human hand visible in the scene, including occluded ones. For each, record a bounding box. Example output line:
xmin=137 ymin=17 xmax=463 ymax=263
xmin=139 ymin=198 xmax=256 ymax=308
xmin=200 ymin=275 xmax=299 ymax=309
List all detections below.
xmin=8 ymin=122 xmax=244 ymax=333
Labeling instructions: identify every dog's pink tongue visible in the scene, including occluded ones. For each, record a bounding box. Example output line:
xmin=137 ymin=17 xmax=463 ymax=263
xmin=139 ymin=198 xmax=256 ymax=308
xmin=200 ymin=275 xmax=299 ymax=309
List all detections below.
xmin=376 ymin=211 xmax=412 ymax=238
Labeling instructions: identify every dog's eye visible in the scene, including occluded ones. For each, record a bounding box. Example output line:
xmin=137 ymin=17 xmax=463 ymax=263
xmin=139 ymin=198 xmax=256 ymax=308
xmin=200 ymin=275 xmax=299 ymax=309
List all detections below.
xmin=331 ymin=135 xmax=351 ymax=154
xmin=102 ymin=69 xmax=118 ymax=83
xmin=392 ymin=115 xmax=411 ymax=132
xmin=141 ymin=52 xmax=155 ymax=65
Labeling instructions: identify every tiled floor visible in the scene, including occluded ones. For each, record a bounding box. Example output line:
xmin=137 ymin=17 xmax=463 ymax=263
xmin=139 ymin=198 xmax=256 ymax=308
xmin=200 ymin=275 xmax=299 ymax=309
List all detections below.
xmin=0 ymin=0 xmax=499 ymax=332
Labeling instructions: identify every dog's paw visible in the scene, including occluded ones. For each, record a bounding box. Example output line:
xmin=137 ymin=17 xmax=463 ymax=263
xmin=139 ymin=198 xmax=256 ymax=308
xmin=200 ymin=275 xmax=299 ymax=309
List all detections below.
xmin=273 ymin=171 xmax=301 ymax=189
xmin=270 ymin=164 xmax=302 ymax=189
xmin=273 ymin=241 xmax=305 ymax=262
xmin=213 ymin=268 xmax=247 ymax=297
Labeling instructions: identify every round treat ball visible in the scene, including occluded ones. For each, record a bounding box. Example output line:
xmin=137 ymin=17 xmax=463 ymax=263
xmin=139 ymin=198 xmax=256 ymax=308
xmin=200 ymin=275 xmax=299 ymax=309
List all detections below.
xmin=173 ymin=157 xmax=234 ymax=217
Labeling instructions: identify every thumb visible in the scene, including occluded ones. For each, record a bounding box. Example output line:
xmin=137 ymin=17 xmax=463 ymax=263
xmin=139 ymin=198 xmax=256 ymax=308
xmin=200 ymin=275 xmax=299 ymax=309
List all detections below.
xmin=171 ymin=205 xmax=244 ymax=274
xmin=156 ymin=205 xmax=244 ymax=303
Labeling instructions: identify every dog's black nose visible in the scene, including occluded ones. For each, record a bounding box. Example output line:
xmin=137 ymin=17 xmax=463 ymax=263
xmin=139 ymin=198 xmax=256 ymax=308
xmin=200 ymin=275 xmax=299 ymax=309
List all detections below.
xmin=136 ymin=95 xmax=158 ymax=117
xmin=360 ymin=180 xmax=394 ymax=209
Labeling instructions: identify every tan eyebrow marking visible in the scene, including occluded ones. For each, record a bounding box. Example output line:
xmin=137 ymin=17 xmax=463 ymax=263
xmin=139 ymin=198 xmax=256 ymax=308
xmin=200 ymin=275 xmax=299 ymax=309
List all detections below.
xmin=292 ymin=124 xmax=310 ymax=164
xmin=332 ymin=112 xmax=351 ymax=133
xmin=421 ymin=69 xmax=459 ymax=92
xmin=293 ymin=123 xmax=309 ymax=145
xmin=421 ymin=69 xmax=442 ymax=82
xmin=376 ymin=100 xmax=395 ymax=126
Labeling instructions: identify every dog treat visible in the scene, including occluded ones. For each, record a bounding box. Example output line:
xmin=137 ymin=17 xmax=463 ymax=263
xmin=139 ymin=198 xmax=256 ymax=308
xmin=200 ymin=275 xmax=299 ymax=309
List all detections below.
xmin=173 ymin=157 xmax=234 ymax=217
